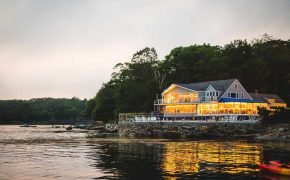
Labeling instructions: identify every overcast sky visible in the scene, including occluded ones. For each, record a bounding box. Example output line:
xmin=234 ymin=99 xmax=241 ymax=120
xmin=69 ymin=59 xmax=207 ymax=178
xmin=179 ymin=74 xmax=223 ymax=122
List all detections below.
xmin=0 ymin=0 xmax=289 ymax=100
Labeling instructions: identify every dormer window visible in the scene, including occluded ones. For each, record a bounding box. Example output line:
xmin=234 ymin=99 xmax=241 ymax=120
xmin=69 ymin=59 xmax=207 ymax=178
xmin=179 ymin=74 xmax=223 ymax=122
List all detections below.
xmin=234 ymin=83 xmax=238 ymax=90
xmin=268 ymin=99 xmax=275 ymax=104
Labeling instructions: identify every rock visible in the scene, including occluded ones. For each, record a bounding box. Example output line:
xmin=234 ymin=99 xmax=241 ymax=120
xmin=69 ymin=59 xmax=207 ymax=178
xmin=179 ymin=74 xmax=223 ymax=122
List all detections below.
xmin=282 ymin=135 xmax=288 ymax=140
xmin=180 ymin=126 xmax=192 ymax=130
xmin=256 ymin=134 xmax=274 ymax=140
xmin=163 ymin=130 xmax=181 ymax=138
xmin=278 ymin=128 xmax=287 ymax=132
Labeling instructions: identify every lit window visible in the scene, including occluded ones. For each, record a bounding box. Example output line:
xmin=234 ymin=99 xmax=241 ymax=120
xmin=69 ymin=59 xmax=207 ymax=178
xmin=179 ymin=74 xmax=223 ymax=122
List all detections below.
xmin=268 ymin=99 xmax=275 ymax=104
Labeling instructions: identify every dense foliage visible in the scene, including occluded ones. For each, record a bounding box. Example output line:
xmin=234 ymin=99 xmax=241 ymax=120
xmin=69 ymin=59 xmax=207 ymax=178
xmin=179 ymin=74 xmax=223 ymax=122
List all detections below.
xmin=88 ymin=35 xmax=290 ymax=122
xmin=0 ymin=98 xmax=87 ymax=124
xmin=258 ymin=107 xmax=290 ymax=124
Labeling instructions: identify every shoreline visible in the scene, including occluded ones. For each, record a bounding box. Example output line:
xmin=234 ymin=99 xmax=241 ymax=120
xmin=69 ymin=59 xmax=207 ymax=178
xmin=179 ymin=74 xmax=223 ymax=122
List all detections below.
xmin=116 ymin=122 xmax=290 ymax=142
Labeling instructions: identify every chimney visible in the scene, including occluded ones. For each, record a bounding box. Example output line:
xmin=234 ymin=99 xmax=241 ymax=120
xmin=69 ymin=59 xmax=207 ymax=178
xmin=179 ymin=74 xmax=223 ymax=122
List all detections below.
xmin=255 ymin=89 xmax=258 ymax=95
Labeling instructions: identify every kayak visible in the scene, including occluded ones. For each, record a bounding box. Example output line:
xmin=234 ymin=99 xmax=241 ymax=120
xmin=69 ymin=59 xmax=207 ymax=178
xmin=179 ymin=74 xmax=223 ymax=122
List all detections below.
xmin=259 ymin=163 xmax=290 ymax=176
xmin=269 ymin=161 xmax=290 ymax=168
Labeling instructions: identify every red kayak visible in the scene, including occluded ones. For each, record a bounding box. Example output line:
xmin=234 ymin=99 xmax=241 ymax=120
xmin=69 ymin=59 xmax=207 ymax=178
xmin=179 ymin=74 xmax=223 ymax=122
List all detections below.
xmin=259 ymin=163 xmax=290 ymax=176
xmin=269 ymin=161 xmax=290 ymax=168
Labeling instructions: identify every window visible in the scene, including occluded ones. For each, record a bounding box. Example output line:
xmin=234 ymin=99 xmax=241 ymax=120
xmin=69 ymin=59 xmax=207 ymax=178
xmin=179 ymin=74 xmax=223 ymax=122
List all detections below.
xmin=234 ymin=83 xmax=238 ymax=90
xmin=207 ymin=93 xmax=209 ymax=96
xmin=229 ymin=92 xmax=239 ymax=98
xmin=230 ymin=93 xmax=236 ymax=98
xmin=241 ymin=92 xmax=244 ymax=99
xmin=216 ymin=92 xmax=219 ymax=96
xmin=268 ymin=99 xmax=275 ymax=104
xmin=210 ymin=92 xmax=212 ymax=96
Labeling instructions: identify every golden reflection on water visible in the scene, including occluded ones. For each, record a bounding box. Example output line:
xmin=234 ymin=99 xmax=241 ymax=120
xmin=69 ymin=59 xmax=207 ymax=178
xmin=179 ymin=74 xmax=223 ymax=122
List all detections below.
xmin=162 ymin=141 xmax=262 ymax=176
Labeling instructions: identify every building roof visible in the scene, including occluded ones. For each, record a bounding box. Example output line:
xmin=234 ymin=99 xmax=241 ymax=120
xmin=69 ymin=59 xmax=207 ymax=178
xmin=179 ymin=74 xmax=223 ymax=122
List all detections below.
xmin=249 ymin=93 xmax=286 ymax=104
xmin=176 ymin=79 xmax=236 ymax=91
xmin=219 ymin=98 xmax=262 ymax=103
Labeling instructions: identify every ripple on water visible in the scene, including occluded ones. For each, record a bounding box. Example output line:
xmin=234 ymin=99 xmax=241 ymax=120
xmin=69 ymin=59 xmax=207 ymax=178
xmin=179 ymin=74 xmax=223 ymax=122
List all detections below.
xmin=1 ymin=125 xmax=290 ymax=179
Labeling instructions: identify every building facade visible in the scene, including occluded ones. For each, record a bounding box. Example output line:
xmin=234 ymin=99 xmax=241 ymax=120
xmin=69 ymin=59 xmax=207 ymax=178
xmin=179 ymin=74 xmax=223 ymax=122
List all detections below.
xmin=154 ymin=79 xmax=287 ymax=120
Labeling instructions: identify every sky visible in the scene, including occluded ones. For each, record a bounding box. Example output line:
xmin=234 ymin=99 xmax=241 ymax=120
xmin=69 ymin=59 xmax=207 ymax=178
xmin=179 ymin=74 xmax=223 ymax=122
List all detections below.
xmin=0 ymin=0 xmax=289 ymax=100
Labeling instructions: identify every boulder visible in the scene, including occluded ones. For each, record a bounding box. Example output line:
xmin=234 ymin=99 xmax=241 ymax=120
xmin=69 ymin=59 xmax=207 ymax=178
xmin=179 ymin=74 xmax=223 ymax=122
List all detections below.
xmin=278 ymin=128 xmax=287 ymax=132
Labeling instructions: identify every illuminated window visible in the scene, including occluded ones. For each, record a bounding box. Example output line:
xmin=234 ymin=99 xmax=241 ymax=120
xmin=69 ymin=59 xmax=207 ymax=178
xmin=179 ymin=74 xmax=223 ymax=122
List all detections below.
xmin=268 ymin=99 xmax=275 ymax=104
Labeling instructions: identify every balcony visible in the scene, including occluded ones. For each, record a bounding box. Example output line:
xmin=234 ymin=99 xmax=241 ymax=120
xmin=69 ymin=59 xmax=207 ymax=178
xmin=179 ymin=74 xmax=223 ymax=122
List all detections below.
xmin=154 ymin=99 xmax=200 ymax=105
xmin=154 ymin=97 xmax=219 ymax=105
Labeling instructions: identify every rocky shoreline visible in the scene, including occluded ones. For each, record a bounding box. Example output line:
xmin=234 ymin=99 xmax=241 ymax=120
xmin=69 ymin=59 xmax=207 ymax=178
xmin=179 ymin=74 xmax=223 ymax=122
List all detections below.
xmin=117 ymin=122 xmax=290 ymax=141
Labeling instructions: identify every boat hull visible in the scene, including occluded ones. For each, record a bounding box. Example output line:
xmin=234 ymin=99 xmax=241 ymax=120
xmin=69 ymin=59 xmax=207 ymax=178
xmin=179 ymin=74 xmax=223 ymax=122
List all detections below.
xmin=260 ymin=164 xmax=290 ymax=176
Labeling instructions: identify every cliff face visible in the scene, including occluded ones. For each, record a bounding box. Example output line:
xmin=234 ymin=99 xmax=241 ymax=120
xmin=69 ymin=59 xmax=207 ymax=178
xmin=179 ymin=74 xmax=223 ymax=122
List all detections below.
xmin=118 ymin=122 xmax=290 ymax=141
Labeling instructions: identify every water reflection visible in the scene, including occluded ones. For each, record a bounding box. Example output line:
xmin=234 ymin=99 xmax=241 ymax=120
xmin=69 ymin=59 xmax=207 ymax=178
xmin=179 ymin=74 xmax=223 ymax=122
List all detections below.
xmin=1 ymin=126 xmax=290 ymax=179
xmin=89 ymin=140 xmax=165 ymax=179
xmin=91 ymin=140 xmax=266 ymax=179
xmin=162 ymin=141 xmax=262 ymax=178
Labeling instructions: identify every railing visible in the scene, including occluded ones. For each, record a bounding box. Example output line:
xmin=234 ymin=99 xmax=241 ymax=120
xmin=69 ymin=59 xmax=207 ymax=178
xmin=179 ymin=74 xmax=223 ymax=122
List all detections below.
xmin=154 ymin=99 xmax=200 ymax=104
xmin=119 ymin=113 xmax=162 ymax=123
xmin=118 ymin=112 xmax=261 ymax=123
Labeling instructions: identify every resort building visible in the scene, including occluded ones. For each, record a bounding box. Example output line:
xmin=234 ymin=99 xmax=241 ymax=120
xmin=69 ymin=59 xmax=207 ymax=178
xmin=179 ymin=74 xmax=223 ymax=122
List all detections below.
xmin=154 ymin=79 xmax=287 ymax=121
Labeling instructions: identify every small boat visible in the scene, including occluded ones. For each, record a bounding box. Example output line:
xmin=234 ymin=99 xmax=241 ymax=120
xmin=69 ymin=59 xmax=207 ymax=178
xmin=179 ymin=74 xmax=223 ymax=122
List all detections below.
xmin=66 ymin=126 xmax=73 ymax=131
xmin=269 ymin=161 xmax=290 ymax=168
xmin=19 ymin=124 xmax=37 ymax=127
xmin=259 ymin=163 xmax=290 ymax=176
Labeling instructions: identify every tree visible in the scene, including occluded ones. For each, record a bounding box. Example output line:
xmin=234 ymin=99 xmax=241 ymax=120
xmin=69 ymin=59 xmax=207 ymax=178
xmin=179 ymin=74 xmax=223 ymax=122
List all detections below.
xmin=87 ymin=35 xmax=290 ymax=122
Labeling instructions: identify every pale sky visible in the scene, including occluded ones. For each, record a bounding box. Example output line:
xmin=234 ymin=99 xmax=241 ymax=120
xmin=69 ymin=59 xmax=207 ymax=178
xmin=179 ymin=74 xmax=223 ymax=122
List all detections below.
xmin=0 ymin=0 xmax=289 ymax=100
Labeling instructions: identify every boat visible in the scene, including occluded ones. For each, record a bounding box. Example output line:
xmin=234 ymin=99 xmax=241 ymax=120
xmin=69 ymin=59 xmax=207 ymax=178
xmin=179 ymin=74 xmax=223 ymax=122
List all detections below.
xmin=66 ymin=126 xmax=73 ymax=131
xmin=259 ymin=163 xmax=290 ymax=176
xmin=269 ymin=161 xmax=290 ymax=168
xmin=19 ymin=124 xmax=37 ymax=127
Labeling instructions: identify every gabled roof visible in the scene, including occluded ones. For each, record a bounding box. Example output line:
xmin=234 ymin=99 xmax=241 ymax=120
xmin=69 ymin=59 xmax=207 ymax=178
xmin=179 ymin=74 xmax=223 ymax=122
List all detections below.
xmin=249 ymin=93 xmax=286 ymax=104
xmin=176 ymin=79 xmax=236 ymax=92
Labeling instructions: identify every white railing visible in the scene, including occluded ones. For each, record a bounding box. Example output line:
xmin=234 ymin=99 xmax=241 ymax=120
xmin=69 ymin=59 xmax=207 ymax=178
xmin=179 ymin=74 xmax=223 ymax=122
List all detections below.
xmin=118 ymin=113 xmax=260 ymax=123
xmin=154 ymin=99 xmax=200 ymax=104
xmin=154 ymin=98 xmax=220 ymax=105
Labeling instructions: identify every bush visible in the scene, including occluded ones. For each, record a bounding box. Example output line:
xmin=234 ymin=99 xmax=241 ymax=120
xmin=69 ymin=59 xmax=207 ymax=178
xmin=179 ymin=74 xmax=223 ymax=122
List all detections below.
xmin=258 ymin=107 xmax=290 ymax=124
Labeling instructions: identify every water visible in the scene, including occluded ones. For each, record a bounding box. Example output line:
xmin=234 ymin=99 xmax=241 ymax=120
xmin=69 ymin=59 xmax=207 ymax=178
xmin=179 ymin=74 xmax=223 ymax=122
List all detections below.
xmin=0 ymin=125 xmax=290 ymax=179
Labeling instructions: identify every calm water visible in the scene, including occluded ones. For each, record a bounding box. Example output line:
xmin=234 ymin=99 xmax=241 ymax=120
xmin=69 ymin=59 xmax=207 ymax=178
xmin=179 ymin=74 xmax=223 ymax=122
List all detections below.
xmin=0 ymin=125 xmax=290 ymax=180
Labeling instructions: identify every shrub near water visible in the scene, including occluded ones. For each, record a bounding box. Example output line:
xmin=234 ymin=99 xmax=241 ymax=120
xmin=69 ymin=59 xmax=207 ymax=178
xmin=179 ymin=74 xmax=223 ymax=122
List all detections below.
xmin=258 ymin=107 xmax=290 ymax=124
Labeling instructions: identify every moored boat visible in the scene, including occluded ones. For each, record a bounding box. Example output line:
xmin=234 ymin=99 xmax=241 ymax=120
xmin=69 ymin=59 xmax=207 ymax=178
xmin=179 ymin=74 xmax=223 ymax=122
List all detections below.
xmin=19 ymin=124 xmax=37 ymax=127
xmin=66 ymin=125 xmax=73 ymax=130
